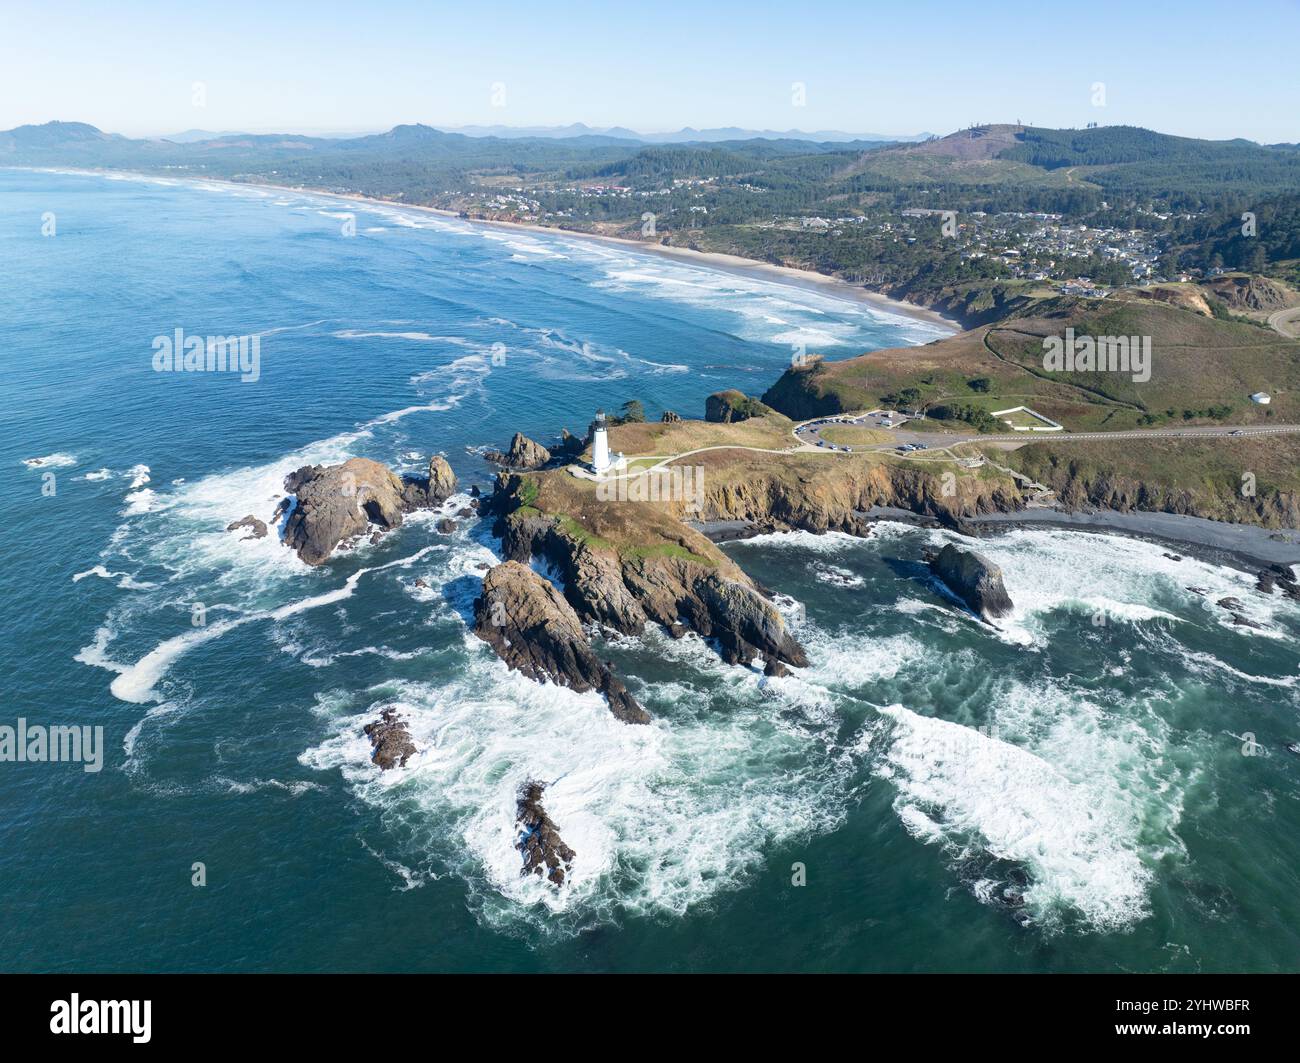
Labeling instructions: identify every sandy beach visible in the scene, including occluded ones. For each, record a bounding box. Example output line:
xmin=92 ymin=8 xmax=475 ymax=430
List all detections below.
xmin=13 ymin=165 xmax=963 ymax=331
xmin=255 ymin=180 xmax=964 ymax=332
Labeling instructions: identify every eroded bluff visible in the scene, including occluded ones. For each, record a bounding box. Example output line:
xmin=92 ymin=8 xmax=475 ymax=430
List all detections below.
xmin=491 ymin=472 xmax=807 ymax=669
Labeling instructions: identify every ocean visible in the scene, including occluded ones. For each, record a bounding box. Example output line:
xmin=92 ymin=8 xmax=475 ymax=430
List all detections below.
xmin=1 ymin=168 xmax=1297 ymax=972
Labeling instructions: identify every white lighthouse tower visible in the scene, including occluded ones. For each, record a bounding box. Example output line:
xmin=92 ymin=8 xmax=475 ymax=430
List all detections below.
xmin=592 ymin=410 xmax=611 ymax=472
xmin=589 ymin=409 xmax=625 ymax=476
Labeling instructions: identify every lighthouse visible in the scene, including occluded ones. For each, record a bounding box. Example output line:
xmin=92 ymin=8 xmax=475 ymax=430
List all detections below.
xmin=591 ymin=409 xmax=612 ymax=473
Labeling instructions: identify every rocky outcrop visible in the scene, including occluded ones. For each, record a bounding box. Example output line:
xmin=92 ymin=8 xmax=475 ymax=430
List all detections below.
xmin=401 ymin=455 xmax=456 ymax=509
xmin=705 ymin=389 xmax=772 ymax=423
xmin=473 ymin=561 xmax=650 ymax=724
xmin=516 ymin=781 xmax=575 ymax=885
xmin=661 ymin=410 xmax=681 ymax=423
xmin=1257 ymin=564 xmax=1300 ymax=600
xmin=364 ymin=708 xmax=416 ymax=769
xmin=485 ymin=432 xmax=551 ymax=470
xmin=494 ymin=483 xmax=808 ymax=671
xmin=553 ymin=428 xmax=587 ymax=458
xmin=280 ymin=456 xmax=456 ymax=565
xmin=928 ymin=543 xmax=1013 ymax=621
xmin=283 ymin=458 xmax=407 ymax=565
xmin=226 ymin=514 xmax=268 ymax=539
xmin=1130 ymin=285 xmax=1213 ymax=317
xmin=693 ymin=455 xmax=1024 ymax=535
xmin=1203 ymin=275 xmax=1300 ymax=313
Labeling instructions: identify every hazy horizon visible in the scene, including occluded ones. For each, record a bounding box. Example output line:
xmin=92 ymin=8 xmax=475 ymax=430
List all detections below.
xmin=3 ymin=0 xmax=1298 ymax=142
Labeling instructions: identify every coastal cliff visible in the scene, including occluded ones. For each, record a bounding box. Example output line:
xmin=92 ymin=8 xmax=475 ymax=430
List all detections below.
xmin=1003 ymin=436 xmax=1300 ymax=530
xmin=484 ymin=470 xmax=809 ymax=673
xmin=684 ymin=449 xmax=1024 ymax=533
xmin=472 ymin=560 xmax=650 ymax=724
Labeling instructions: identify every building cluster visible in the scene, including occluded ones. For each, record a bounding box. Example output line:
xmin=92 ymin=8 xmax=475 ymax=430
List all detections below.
xmin=446 ymin=177 xmax=1206 ymax=297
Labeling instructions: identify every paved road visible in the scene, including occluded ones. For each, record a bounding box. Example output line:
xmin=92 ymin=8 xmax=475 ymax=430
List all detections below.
xmin=1267 ymin=306 xmax=1300 ymax=339
xmin=792 ymin=410 xmax=1300 ymax=455
xmin=596 ymin=415 xmax=1300 ymax=482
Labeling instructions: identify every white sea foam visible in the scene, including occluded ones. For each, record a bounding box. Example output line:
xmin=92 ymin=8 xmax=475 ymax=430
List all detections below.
xmin=21 ymin=452 xmax=76 ymax=469
xmin=876 ymin=703 xmax=1159 ymax=932
xmin=107 ymin=547 xmax=441 ymax=704
xmin=299 ymin=556 xmax=853 ymax=933
xmin=71 ymin=565 xmax=156 ymax=591
xmin=588 ymin=255 xmax=950 ymax=348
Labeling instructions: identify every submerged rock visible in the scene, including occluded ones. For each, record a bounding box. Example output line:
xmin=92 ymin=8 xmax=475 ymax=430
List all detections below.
xmin=516 ymin=781 xmax=576 ymax=885
xmin=472 ymin=561 xmax=650 ymax=724
xmin=928 ymin=543 xmax=1014 ymax=622
xmin=364 ymin=708 xmax=416 ymax=770
xmin=225 ymin=514 xmax=268 ymax=540
xmin=485 ymin=432 xmax=551 ymax=471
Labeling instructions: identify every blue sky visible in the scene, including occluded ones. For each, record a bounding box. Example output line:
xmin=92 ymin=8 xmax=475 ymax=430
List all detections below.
xmin=2 ymin=0 xmax=1298 ymax=141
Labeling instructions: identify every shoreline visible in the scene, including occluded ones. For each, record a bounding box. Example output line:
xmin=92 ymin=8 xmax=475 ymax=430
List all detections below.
xmin=964 ymin=507 xmax=1300 ymax=574
xmin=285 ymin=184 xmax=963 ymax=332
xmin=698 ymin=505 xmax=1300 ymax=573
xmin=16 ymin=166 xmax=958 ymax=333
xmin=19 ymin=167 xmax=1299 ymax=571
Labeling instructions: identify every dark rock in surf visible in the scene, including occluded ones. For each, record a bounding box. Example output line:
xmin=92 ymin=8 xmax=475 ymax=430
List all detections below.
xmin=472 ymin=561 xmax=650 ymax=724
xmin=279 ymin=455 xmax=456 ymax=566
xmin=364 ymin=708 xmax=417 ymax=770
xmin=516 ymin=781 xmax=576 ymax=885
xmin=764 ymin=657 xmax=790 ymax=678
xmin=485 ymin=432 xmax=551 ymax=471
xmin=226 ymin=514 xmax=268 ymax=540
xmin=928 ymin=543 xmax=1014 ymax=622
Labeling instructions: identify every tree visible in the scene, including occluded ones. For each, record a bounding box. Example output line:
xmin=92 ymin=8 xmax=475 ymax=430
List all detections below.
xmin=968 ymin=377 xmax=991 ymax=393
xmin=619 ymin=399 xmax=646 ymax=424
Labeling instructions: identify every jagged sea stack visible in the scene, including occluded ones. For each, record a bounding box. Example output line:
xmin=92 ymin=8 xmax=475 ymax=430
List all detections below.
xmin=472 ymin=561 xmax=650 ymax=724
xmin=929 ymin=543 xmax=1014 ymax=622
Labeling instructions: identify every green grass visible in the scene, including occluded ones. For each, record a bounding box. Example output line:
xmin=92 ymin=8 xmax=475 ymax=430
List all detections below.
xmin=622 ymin=543 xmax=716 ymax=567
xmin=516 ymin=478 xmax=540 ymax=509
xmin=554 ymin=513 xmax=615 ymax=552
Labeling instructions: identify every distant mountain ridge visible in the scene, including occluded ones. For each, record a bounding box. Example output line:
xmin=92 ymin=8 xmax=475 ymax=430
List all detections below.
xmin=434 ymin=123 xmax=932 ymax=143
xmin=5 ymin=119 xmax=1298 ymax=228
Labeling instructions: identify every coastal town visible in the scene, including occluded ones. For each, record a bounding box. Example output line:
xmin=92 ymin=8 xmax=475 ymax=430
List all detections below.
xmin=441 ymin=179 xmax=1214 ymax=300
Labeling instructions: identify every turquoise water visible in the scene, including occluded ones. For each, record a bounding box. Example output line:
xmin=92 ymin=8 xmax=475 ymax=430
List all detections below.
xmin=1 ymin=169 xmax=1298 ymax=972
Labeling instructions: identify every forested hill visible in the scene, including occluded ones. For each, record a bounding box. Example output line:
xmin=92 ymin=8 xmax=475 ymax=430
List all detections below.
xmin=6 ymin=120 xmax=1299 ymax=295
